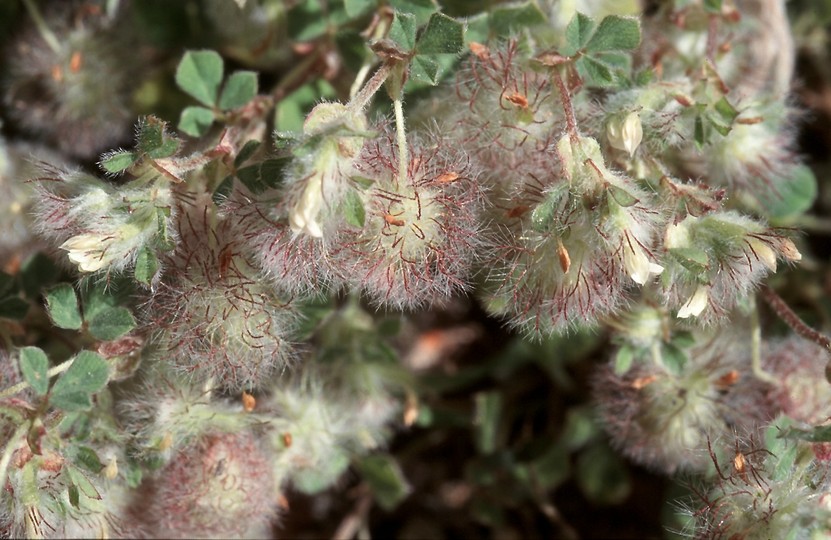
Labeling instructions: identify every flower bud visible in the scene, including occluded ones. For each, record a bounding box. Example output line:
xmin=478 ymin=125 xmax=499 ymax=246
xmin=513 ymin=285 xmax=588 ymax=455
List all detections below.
xmin=606 ymin=112 xmax=643 ymax=157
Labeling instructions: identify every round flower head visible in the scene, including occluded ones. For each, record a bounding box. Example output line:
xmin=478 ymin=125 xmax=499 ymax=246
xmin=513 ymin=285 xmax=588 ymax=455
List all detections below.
xmin=147 ymin=193 xmax=297 ymax=390
xmin=341 ymin=129 xmax=483 ymax=309
xmin=661 ymin=211 xmax=801 ymax=323
xmin=2 ymin=2 xmax=135 ymax=158
xmin=144 ymin=432 xmax=278 ymax=539
xmin=593 ymin=333 xmax=775 ymax=474
xmin=233 ymin=103 xmax=369 ymax=295
xmin=482 ymin=135 xmax=663 ymax=335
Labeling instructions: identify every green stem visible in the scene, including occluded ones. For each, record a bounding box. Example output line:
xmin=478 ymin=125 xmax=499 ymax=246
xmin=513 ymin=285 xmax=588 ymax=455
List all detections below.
xmin=0 ymin=356 xmax=76 ymax=400
xmin=21 ymin=0 xmax=61 ymax=55
xmin=394 ymin=97 xmax=408 ymax=184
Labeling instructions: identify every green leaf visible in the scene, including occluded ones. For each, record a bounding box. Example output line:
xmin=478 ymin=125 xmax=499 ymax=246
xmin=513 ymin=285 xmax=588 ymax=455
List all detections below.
xmin=68 ymin=484 xmax=80 ymax=508
xmin=474 ymin=391 xmax=502 ymax=454
xmin=178 ymin=106 xmax=215 ymax=137
xmin=71 ymin=446 xmax=104 ymax=474
xmin=576 ymin=443 xmax=631 ymax=505
xmin=416 ymin=13 xmax=464 ymax=55
xmin=713 ymin=96 xmax=738 ymax=124
xmin=80 ymin=282 xmax=119 ymax=321
xmin=389 ymin=0 xmax=437 ymax=25
xmin=147 ymin=138 xmax=179 ymax=160
xmin=528 ymin=443 xmax=570 ymax=490
xmin=137 ymin=117 xmax=165 ymax=153
xmin=45 ymin=283 xmax=82 ymax=330
xmin=606 ymin=184 xmax=638 ymax=207
xmin=134 ymin=247 xmax=158 ymax=286
xmin=219 ymin=71 xmax=258 ymax=110
xmin=20 ymin=253 xmax=60 ymax=299
xmin=389 ymin=11 xmax=417 ymax=52
xmin=19 ymin=347 xmax=49 ymax=396
xmin=703 ymin=0 xmax=723 ymax=13
xmin=213 ymin=176 xmax=234 ymax=205
xmin=669 ymin=247 xmax=710 ymax=273
xmin=577 ymin=55 xmax=615 ymax=87
xmin=234 ymin=140 xmax=262 ymax=167
xmin=410 ymin=54 xmax=440 ymax=84
xmin=585 ymin=15 xmax=641 ymax=52
xmin=100 ymin=151 xmax=137 ymax=174
xmin=489 ymin=0 xmax=546 ymax=36
xmin=175 ymin=50 xmax=224 ymax=107
xmin=694 ymin=114 xmax=707 ymax=147
xmin=50 ymin=351 xmax=110 ymax=412
xmin=0 ymin=297 xmax=29 ymax=321
xmin=762 ymin=165 xmax=818 ymax=220
xmin=352 ymin=175 xmax=375 ymax=189
xmin=530 ymin=189 xmax=565 ymax=233
xmin=662 ymin=343 xmax=687 ymax=375
xmin=87 ymin=307 xmax=136 ymax=341
xmin=66 ymin=464 xmax=100 ymax=499
xmin=355 ymin=454 xmax=411 ymax=511
xmin=564 ymin=12 xmax=596 ymax=55
xmin=343 ymin=189 xmax=366 ymax=227
xmin=614 ymin=345 xmax=634 ymax=375
xmin=344 ymin=0 xmax=374 ymax=18
xmin=236 ymin=158 xmax=290 ymax=194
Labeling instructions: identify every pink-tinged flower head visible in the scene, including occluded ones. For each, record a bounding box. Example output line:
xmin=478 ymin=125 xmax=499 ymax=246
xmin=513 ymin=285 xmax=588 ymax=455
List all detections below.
xmin=661 ymin=212 xmax=801 ymax=323
xmin=147 ymin=193 xmax=297 ymax=390
xmin=145 ymin=432 xmax=278 ymax=539
xmin=341 ymin=130 xmax=484 ymax=309
xmin=593 ymin=334 xmax=776 ymax=474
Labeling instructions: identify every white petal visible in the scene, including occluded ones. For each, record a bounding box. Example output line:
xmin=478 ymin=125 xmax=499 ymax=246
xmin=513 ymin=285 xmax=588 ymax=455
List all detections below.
xmin=677 ymin=286 xmax=709 ymax=319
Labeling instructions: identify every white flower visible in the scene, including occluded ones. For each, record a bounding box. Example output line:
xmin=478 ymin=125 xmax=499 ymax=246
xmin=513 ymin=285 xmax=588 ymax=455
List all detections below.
xmin=60 ymin=233 xmax=116 ymax=272
xmin=607 ymin=112 xmax=643 ymax=157
xmin=677 ymin=285 xmax=709 ymax=319
xmin=747 ymin=238 xmax=777 ymax=272
xmin=289 ymin=174 xmax=324 ymax=238
xmin=623 ymin=241 xmax=664 ymax=285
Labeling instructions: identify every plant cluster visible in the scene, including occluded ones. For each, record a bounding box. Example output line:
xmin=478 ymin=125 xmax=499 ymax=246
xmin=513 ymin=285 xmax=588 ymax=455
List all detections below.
xmin=1 ymin=0 xmax=831 ymax=538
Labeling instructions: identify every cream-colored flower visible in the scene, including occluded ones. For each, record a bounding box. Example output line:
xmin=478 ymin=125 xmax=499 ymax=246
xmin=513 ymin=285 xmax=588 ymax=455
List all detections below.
xmin=60 ymin=233 xmax=116 ymax=272
xmin=677 ymin=285 xmax=709 ymax=319
xmin=747 ymin=237 xmax=777 ymax=272
xmin=289 ymin=174 xmax=324 ymax=238
xmin=623 ymin=241 xmax=664 ymax=285
xmin=607 ymin=112 xmax=643 ymax=157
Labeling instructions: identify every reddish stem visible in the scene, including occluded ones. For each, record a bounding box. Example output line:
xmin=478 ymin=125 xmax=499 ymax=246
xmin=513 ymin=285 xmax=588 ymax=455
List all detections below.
xmin=759 ymin=284 xmax=831 ymax=354
xmin=551 ymin=69 xmax=579 ymax=142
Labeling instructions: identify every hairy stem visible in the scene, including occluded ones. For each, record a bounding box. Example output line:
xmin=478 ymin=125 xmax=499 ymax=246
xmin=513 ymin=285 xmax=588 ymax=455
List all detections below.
xmin=552 ymin=68 xmax=579 ymax=142
xmin=750 ymin=296 xmax=777 ymax=384
xmin=759 ymin=284 xmax=831 ymax=354
xmin=349 ymin=62 xmax=393 ymax=112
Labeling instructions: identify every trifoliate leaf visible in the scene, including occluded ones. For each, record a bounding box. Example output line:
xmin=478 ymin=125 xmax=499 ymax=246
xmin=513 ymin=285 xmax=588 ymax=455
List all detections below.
xmin=389 ymin=0 xmax=437 ymax=25
xmin=175 ymin=50 xmax=224 ymax=107
xmin=343 ymin=189 xmax=366 ymax=227
xmin=50 ymin=351 xmax=109 ymax=411
xmin=218 ymin=71 xmax=258 ymax=110
xmin=87 ymin=307 xmax=136 ymax=341
xmin=564 ymin=12 xmax=596 ymax=56
xmin=577 ymin=55 xmax=615 ymax=87
xmin=585 ymin=15 xmax=641 ymax=52
xmin=19 ymin=347 xmax=49 ymax=396
xmin=410 ymin=54 xmax=440 ymax=84
xmin=45 ymin=283 xmax=82 ymax=330
xmin=178 ymin=106 xmax=215 ymax=137
xmin=416 ymin=12 xmax=464 ymax=55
